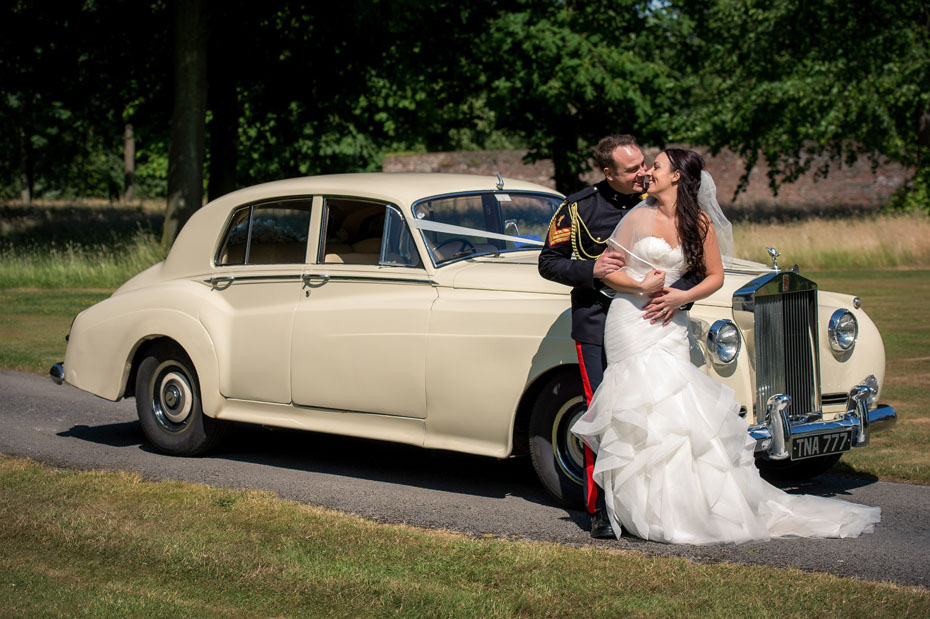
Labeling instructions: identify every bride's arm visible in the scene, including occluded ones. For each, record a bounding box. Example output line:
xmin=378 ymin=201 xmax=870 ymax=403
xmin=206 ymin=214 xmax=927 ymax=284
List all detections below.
xmin=655 ymin=213 xmax=724 ymax=308
xmin=682 ymin=215 xmax=724 ymax=303
xmin=602 ymin=267 xmax=665 ymax=295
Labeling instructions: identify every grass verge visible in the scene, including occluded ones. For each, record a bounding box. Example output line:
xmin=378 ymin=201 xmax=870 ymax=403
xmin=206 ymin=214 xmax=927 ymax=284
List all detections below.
xmin=0 ymin=230 xmax=165 ymax=289
xmin=1 ymin=455 xmax=928 ymax=617
xmin=0 ymin=289 xmax=110 ymax=373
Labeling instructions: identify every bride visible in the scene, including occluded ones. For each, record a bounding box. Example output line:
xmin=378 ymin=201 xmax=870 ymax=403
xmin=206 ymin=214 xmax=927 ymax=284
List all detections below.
xmin=570 ymin=148 xmax=881 ymax=544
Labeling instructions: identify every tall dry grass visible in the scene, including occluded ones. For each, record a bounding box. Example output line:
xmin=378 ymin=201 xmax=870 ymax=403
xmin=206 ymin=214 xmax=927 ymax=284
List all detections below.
xmin=0 ymin=230 xmax=165 ymax=289
xmin=733 ymin=213 xmax=930 ymax=269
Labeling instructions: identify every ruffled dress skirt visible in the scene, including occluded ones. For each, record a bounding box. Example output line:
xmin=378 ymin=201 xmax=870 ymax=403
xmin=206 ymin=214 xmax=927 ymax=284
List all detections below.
xmin=571 ymin=292 xmax=881 ymax=544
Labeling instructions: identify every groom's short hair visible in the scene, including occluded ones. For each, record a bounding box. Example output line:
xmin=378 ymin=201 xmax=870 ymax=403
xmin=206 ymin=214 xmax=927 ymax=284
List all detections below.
xmin=594 ymin=134 xmax=640 ymax=171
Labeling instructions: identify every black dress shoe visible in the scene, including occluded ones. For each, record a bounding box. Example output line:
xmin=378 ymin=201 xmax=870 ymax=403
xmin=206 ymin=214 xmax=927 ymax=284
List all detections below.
xmin=590 ymin=509 xmax=615 ymax=539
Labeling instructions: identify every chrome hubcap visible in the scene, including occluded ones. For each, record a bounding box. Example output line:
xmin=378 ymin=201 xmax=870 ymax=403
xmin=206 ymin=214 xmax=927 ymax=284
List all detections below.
xmin=551 ymin=396 xmax=586 ymax=486
xmin=151 ymin=363 xmax=194 ymax=431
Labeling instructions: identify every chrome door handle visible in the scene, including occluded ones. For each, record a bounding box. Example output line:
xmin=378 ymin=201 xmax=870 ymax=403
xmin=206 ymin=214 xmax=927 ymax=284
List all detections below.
xmin=302 ymin=273 xmax=330 ymax=288
xmin=206 ymin=276 xmax=235 ymax=290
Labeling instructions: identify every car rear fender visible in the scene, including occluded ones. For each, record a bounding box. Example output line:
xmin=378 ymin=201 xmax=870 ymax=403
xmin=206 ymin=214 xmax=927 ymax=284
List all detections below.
xmin=64 ymin=297 xmax=222 ymax=417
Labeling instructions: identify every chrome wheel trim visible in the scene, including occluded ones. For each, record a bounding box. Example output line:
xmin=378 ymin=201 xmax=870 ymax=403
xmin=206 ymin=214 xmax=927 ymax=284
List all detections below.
xmin=551 ymin=395 xmax=586 ymax=486
xmin=151 ymin=361 xmax=195 ymax=432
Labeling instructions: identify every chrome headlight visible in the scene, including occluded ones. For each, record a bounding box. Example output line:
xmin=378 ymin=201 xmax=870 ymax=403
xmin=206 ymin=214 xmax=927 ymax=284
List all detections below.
xmin=707 ymin=319 xmax=741 ymax=364
xmin=828 ymin=309 xmax=858 ymax=352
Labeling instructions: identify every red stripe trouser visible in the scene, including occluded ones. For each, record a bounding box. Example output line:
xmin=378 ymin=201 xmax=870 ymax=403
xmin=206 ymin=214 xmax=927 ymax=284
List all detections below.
xmin=575 ymin=341 xmax=608 ymax=515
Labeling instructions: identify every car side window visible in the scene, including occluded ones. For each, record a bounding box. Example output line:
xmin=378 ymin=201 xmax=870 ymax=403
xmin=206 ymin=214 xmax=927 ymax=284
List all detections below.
xmin=321 ymin=198 xmax=420 ymax=267
xmin=216 ymin=199 xmax=312 ymax=266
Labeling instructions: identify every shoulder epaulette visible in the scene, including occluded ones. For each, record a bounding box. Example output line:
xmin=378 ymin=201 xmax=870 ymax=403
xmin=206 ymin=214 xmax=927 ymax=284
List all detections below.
xmin=564 ymin=185 xmax=598 ymax=205
xmin=545 ymin=201 xmax=572 ymax=246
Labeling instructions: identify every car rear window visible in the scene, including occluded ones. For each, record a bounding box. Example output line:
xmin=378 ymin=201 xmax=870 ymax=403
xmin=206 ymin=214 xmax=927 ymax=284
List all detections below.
xmin=216 ymin=199 xmax=312 ymax=266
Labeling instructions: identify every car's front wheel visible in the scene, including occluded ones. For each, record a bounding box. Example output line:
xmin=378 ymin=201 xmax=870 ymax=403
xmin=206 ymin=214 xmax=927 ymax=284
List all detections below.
xmin=135 ymin=341 xmax=226 ymax=456
xmin=529 ymin=372 xmax=586 ymax=508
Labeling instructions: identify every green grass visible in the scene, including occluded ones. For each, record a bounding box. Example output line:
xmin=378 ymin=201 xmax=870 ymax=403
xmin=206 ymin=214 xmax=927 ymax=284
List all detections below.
xmin=1 ymin=455 xmax=928 ymax=617
xmin=0 ymin=289 xmax=110 ymax=373
xmin=0 ymin=202 xmax=167 ymax=289
xmin=0 ymin=230 xmax=165 ymax=289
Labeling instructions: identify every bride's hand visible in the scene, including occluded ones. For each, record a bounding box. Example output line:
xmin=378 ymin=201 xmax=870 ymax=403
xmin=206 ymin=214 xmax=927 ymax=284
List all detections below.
xmin=639 ymin=269 xmax=665 ymax=295
xmin=643 ymin=287 xmax=689 ymax=325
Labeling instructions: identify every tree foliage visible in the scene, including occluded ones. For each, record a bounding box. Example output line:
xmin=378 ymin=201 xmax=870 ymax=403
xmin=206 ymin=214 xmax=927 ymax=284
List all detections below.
xmin=480 ymin=0 xmax=683 ymax=192
xmin=0 ymin=1 xmax=168 ymax=201
xmin=1 ymin=0 xmax=927 ymax=223
xmin=676 ymin=0 xmax=930 ymax=205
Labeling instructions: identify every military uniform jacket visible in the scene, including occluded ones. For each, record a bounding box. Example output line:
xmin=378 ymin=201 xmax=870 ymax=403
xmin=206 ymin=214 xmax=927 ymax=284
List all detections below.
xmin=538 ymin=181 xmax=703 ymax=344
xmin=538 ymin=181 xmax=640 ymax=345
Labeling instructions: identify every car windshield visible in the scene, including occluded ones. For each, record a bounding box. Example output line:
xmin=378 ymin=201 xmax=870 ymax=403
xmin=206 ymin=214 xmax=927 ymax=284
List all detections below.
xmin=411 ymin=191 xmax=563 ymax=266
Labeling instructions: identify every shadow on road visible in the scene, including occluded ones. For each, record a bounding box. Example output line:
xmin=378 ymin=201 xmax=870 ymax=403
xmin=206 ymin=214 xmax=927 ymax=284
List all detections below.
xmin=58 ymin=418 xmax=880 ymax=516
xmin=58 ymin=420 xmax=560 ymax=508
xmin=58 ymin=421 xmax=144 ymax=448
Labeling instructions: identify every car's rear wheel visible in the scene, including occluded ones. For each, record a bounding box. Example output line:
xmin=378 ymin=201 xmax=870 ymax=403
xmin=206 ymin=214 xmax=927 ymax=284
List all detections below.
xmin=529 ymin=372 xmax=586 ymax=508
xmin=135 ymin=341 xmax=226 ymax=455
xmin=756 ymin=453 xmax=842 ymax=482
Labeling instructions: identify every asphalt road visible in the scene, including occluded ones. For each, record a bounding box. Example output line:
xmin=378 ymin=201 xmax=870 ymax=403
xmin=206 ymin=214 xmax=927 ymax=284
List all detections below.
xmin=2 ymin=369 xmax=928 ymax=588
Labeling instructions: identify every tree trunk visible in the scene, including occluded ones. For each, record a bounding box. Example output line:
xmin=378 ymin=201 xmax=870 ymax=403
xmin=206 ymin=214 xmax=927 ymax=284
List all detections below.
xmin=918 ymin=106 xmax=929 ymax=170
xmin=551 ymin=131 xmax=585 ymax=195
xmin=207 ymin=9 xmax=238 ymax=202
xmin=123 ymin=123 xmax=135 ymax=202
xmin=162 ymin=0 xmax=208 ymax=248
xmin=18 ymin=126 xmax=32 ymax=204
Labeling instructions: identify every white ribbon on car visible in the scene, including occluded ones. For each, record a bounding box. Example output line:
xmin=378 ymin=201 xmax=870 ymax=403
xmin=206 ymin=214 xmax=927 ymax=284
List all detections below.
xmin=409 ymin=218 xmax=544 ymax=246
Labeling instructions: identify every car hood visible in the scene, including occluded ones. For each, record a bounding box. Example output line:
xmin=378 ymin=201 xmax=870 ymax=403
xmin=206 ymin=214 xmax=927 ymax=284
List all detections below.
xmin=447 ymin=254 xmax=570 ymax=295
xmin=445 ymin=253 xmax=780 ymax=305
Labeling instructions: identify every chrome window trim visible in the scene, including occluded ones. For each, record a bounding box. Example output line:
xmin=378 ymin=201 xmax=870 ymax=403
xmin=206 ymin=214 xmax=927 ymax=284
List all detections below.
xmin=213 ymin=197 xmax=313 ymax=267
xmin=318 ymin=196 xmax=400 ymax=265
xmin=311 ymin=273 xmax=436 ymax=286
xmin=381 ymin=203 xmax=424 ymax=269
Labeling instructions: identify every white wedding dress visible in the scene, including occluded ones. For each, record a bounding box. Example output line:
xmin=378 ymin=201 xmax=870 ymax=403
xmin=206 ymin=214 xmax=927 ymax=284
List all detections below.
xmin=571 ymin=237 xmax=881 ymax=544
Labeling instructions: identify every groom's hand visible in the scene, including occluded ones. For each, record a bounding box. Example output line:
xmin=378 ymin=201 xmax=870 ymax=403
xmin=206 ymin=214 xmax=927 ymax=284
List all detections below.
xmin=593 ymin=248 xmax=624 ymax=279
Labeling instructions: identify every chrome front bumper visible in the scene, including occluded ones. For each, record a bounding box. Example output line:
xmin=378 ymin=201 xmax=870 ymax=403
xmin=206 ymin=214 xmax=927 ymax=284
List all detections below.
xmin=749 ymin=381 xmax=897 ymax=460
xmin=49 ymin=362 xmax=65 ymax=385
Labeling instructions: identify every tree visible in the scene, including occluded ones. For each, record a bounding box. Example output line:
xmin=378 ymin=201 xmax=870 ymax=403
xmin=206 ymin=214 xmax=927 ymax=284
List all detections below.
xmin=479 ymin=0 xmax=683 ymax=193
xmin=162 ymin=0 xmax=208 ymax=247
xmin=0 ymin=1 xmax=169 ymax=202
xmin=676 ymin=0 xmax=930 ymax=208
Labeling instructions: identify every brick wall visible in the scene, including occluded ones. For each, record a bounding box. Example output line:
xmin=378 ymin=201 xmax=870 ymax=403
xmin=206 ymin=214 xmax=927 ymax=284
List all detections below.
xmin=383 ymin=146 xmax=909 ymax=218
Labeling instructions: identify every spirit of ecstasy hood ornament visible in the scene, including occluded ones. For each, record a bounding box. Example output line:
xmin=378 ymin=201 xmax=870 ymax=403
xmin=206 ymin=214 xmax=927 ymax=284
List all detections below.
xmin=766 ymin=247 xmax=781 ymax=271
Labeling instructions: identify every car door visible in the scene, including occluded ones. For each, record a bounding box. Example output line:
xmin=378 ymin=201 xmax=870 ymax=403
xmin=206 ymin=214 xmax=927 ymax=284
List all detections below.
xmin=200 ymin=198 xmax=312 ymax=404
xmin=290 ymin=198 xmax=436 ymax=418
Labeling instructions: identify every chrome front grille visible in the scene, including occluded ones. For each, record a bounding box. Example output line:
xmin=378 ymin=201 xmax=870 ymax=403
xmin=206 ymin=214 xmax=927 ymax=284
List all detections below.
xmin=733 ymin=271 xmax=821 ymax=424
xmin=754 ymin=291 xmax=819 ymax=419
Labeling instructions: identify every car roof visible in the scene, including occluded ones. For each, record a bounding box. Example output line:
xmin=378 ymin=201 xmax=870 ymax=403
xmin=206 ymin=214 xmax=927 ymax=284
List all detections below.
xmin=163 ymin=173 xmax=563 ymax=277
xmin=209 ymin=173 xmax=562 ymax=209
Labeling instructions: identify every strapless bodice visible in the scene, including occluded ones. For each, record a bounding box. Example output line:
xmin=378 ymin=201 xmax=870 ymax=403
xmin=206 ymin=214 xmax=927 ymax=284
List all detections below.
xmin=621 ymin=237 xmax=685 ymax=286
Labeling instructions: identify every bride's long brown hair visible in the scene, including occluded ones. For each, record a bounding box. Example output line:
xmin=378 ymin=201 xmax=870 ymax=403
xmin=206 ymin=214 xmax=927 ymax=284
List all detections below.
xmin=664 ymin=148 xmax=708 ymax=278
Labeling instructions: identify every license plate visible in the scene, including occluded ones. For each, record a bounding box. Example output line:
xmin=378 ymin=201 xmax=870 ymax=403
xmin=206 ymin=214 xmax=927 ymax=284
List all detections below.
xmin=791 ymin=430 xmax=852 ymax=460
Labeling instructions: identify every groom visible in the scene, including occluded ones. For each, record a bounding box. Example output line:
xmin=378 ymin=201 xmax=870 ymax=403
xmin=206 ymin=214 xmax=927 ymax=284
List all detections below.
xmin=538 ymin=134 xmax=696 ymax=538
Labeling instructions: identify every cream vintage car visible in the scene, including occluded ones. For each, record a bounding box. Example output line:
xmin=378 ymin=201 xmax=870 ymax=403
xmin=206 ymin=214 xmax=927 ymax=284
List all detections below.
xmin=51 ymin=173 xmax=896 ymax=507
